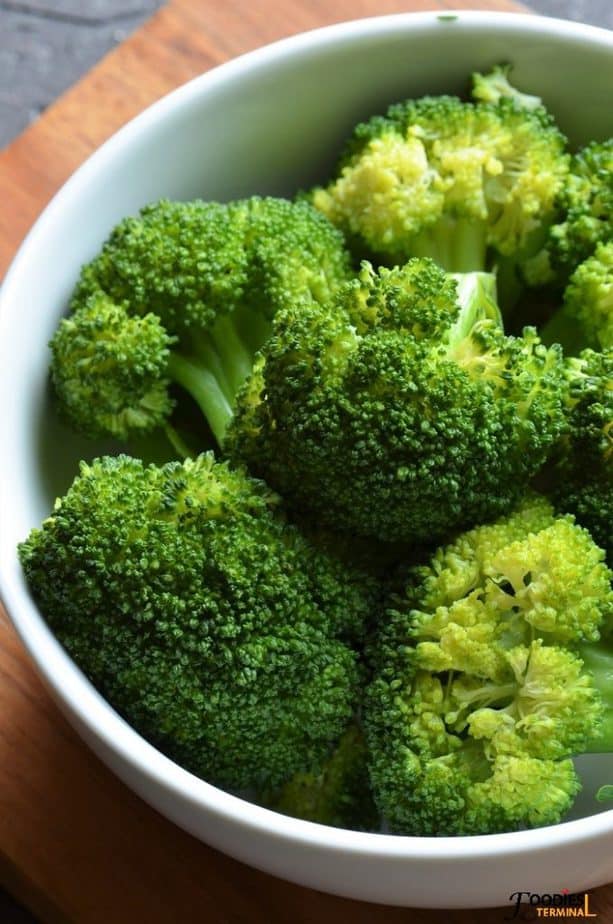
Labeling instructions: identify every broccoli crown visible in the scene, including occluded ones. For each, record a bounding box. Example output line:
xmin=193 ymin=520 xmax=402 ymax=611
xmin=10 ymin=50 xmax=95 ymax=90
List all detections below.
xmin=549 ymin=139 xmax=613 ymax=274
xmin=258 ymin=724 xmax=378 ymax=831
xmin=365 ymin=496 xmax=612 ymax=835
xmin=242 ymin=196 xmax=352 ymax=312
xmin=228 ymin=259 xmax=567 ymax=544
xmin=561 ymin=242 xmax=613 ymax=352
xmin=52 ymin=196 xmax=352 ymax=445
xmin=19 ymin=453 xmax=377 ymax=791
xmin=50 ymin=293 xmax=176 ymax=440
xmin=551 ymin=349 xmax=612 ymax=559
xmin=73 ymin=199 xmax=249 ymax=333
xmin=312 ymin=89 xmax=568 ymax=272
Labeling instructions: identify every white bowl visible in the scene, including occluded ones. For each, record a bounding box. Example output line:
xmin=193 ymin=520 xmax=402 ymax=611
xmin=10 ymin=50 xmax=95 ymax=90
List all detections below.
xmin=1 ymin=10 xmax=612 ymax=910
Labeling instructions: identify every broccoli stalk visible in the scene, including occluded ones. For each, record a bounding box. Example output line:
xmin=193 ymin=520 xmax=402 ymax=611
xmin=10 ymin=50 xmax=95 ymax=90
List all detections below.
xmin=404 ymin=216 xmax=489 ymax=275
xmin=166 ymin=304 xmax=273 ymax=445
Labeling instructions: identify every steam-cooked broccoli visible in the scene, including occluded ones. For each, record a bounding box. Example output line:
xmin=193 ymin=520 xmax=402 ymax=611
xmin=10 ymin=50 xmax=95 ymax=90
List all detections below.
xmin=311 ymin=69 xmax=568 ymax=277
xmin=542 ymin=242 xmax=613 ymax=353
xmin=24 ymin=67 xmax=613 ymax=838
xmin=50 ymin=197 xmax=352 ymax=445
xmin=551 ymin=349 xmax=612 ymax=561
xmin=533 ymin=139 xmax=613 ymax=284
xmin=19 ymin=454 xmax=377 ymax=791
xmin=228 ymin=259 xmax=566 ymax=543
xmin=365 ymin=496 xmax=613 ymax=835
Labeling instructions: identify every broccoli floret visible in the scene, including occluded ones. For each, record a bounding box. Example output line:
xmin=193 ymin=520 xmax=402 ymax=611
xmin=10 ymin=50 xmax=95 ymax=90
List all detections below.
xmin=50 ymin=292 xmax=178 ymax=440
xmin=547 ymin=139 xmax=613 ymax=278
xmin=228 ymin=259 xmax=566 ymax=544
xmin=550 ymin=349 xmax=612 ymax=560
xmin=553 ymin=474 xmax=611 ymax=563
xmin=257 ymin=725 xmax=378 ymax=830
xmin=19 ymin=453 xmax=378 ymax=791
xmin=563 ymin=350 xmax=612 ymax=464
xmin=542 ymin=242 xmax=613 ymax=353
xmin=50 ymin=197 xmax=352 ymax=446
xmin=471 ymin=64 xmax=544 ymax=111
xmin=311 ymin=78 xmax=568 ymax=276
xmin=365 ymin=496 xmax=613 ymax=835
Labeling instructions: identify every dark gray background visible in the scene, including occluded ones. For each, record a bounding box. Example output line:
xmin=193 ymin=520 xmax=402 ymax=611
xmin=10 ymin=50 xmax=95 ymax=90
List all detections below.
xmin=0 ymin=0 xmax=611 ymax=921
xmin=1 ymin=0 xmax=164 ymax=147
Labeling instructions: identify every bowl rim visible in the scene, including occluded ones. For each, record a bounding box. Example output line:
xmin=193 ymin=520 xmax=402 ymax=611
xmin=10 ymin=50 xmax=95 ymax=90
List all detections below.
xmin=1 ymin=8 xmax=612 ymax=862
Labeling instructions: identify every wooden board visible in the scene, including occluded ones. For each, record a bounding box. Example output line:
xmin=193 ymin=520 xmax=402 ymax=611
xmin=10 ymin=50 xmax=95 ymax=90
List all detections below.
xmin=2 ymin=1 xmax=612 ymax=922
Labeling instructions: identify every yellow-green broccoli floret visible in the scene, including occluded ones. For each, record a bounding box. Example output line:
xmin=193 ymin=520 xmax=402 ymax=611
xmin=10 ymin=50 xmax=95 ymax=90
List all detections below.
xmin=365 ymin=496 xmax=612 ymax=835
xmin=471 ymin=64 xmax=544 ymax=111
xmin=228 ymin=259 xmax=567 ymax=544
xmin=19 ymin=454 xmax=378 ymax=791
xmin=50 ymin=197 xmax=352 ymax=445
xmin=312 ymin=76 xmax=568 ymax=276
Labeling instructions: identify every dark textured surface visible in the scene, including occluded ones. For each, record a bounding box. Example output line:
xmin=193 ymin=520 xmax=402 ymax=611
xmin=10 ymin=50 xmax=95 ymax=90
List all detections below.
xmin=0 ymin=889 xmax=38 ymax=924
xmin=0 ymin=0 xmax=164 ymax=147
xmin=0 ymin=1 xmax=610 ymax=922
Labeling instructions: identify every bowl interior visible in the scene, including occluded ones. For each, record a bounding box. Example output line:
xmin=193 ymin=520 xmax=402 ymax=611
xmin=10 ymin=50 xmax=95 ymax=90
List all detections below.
xmin=1 ymin=9 xmax=612 ymax=851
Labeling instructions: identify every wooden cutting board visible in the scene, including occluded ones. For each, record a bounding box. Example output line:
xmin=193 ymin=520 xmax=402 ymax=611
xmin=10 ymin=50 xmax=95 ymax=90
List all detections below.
xmin=2 ymin=1 xmax=612 ymax=922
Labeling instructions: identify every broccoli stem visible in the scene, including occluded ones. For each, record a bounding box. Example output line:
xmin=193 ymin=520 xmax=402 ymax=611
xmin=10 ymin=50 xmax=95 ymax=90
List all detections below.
xmin=445 ymin=271 xmax=502 ymax=349
xmin=411 ymin=217 xmax=488 ymax=273
xmin=168 ymin=304 xmax=274 ymax=446
xmin=452 ymin=271 xmax=501 ymax=329
xmin=168 ymin=354 xmax=233 ymax=446
xmin=579 ymin=640 xmax=613 ymax=753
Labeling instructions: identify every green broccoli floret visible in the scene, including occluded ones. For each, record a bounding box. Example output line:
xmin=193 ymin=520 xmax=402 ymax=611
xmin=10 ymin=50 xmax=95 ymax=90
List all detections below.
xmin=551 ymin=349 xmax=612 ymax=560
xmin=548 ymin=139 xmax=613 ymax=277
xmin=311 ymin=76 xmax=568 ymax=276
xmin=50 ymin=197 xmax=352 ymax=446
xmin=542 ymin=242 xmax=613 ymax=353
xmin=365 ymin=496 xmax=613 ymax=835
xmin=257 ymin=725 xmax=378 ymax=830
xmin=552 ymin=474 xmax=611 ymax=564
xmin=228 ymin=258 xmax=566 ymax=544
xmin=19 ymin=453 xmax=377 ymax=791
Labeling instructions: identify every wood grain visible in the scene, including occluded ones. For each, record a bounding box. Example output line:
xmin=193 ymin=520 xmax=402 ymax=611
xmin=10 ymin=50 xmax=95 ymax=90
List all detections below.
xmin=2 ymin=1 xmax=612 ymax=922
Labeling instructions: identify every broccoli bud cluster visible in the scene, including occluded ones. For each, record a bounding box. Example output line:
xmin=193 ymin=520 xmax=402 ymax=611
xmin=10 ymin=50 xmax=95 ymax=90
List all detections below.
xmin=365 ymin=497 xmax=612 ymax=834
